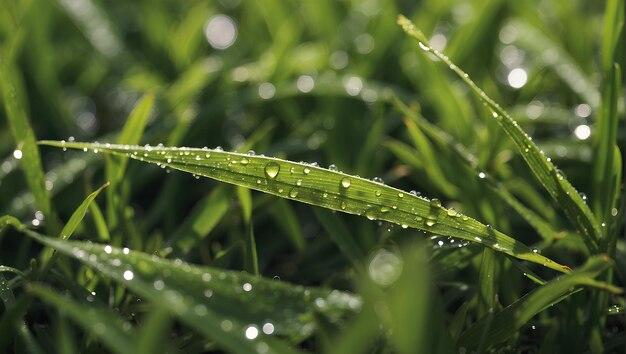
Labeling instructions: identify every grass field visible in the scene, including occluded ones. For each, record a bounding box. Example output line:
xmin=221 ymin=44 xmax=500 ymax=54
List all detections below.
xmin=0 ymin=0 xmax=624 ymax=353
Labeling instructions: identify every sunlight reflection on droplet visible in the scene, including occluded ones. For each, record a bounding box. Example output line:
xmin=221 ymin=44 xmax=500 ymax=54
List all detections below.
xmin=355 ymin=33 xmax=375 ymax=54
xmin=343 ymin=76 xmax=363 ymax=96
xmin=258 ymin=83 xmax=276 ymax=99
xmin=507 ymin=68 xmax=527 ymax=89
xmin=574 ymin=103 xmax=591 ymax=118
xmin=330 ymin=51 xmax=348 ymax=69
xmin=13 ymin=150 xmax=23 ymax=159
xmin=123 ymin=270 xmax=134 ymax=280
xmin=245 ymin=325 xmax=259 ymax=340
xmin=243 ymin=282 xmax=252 ymax=292
xmin=430 ymin=33 xmax=447 ymax=51
xmin=368 ymin=249 xmax=403 ymax=286
xmin=262 ymin=322 xmax=275 ymax=335
xmin=296 ymin=75 xmax=315 ymax=93
xmin=104 ymin=245 xmax=112 ymax=254
xmin=574 ymin=125 xmax=591 ymax=140
xmin=205 ymin=15 xmax=237 ymax=49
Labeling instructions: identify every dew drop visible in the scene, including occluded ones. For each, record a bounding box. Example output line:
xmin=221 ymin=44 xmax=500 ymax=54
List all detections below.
xmin=245 ymin=326 xmax=259 ymax=340
xmin=340 ymin=177 xmax=351 ymax=188
xmin=289 ymin=188 xmax=299 ymax=198
xmin=375 ymin=190 xmax=382 ymax=197
xmin=398 ymin=192 xmax=404 ymax=198
xmin=262 ymin=323 xmax=275 ymax=335
xmin=430 ymin=198 xmax=441 ymax=208
xmin=426 ymin=220 xmax=436 ymax=227
xmin=328 ymin=164 xmax=338 ymax=172
xmin=264 ymin=162 xmax=280 ymax=179
xmin=478 ymin=172 xmax=486 ymax=179
xmin=123 ymin=270 xmax=134 ymax=280
xmin=447 ymin=208 xmax=457 ymax=217
xmin=243 ymin=283 xmax=252 ymax=292
xmin=303 ymin=167 xmax=311 ymax=174
xmin=296 ymin=179 xmax=302 ymax=186
xmin=241 ymin=157 xmax=249 ymax=165
xmin=373 ymin=176 xmax=384 ymax=184
xmin=340 ymin=201 xmax=347 ymax=210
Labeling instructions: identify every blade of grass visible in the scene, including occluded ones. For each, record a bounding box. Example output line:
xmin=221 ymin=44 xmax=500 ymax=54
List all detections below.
xmin=136 ymin=307 xmax=171 ymax=354
xmin=397 ymin=15 xmax=602 ymax=254
xmin=22 ymin=230 xmax=359 ymax=354
xmin=0 ymin=57 xmax=61 ymax=235
xmin=40 ymin=140 xmax=572 ymax=273
xmin=458 ymin=255 xmax=618 ymax=350
xmin=312 ymin=208 xmax=365 ymax=270
xmin=165 ymin=185 xmax=231 ymax=255
xmin=29 ymin=285 xmax=135 ymax=354
xmin=39 ymin=182 xmax=109 ymax=278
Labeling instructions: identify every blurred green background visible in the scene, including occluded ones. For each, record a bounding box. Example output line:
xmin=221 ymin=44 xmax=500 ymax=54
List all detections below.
xmin=0 ymin=0 xmax=623 ymax=352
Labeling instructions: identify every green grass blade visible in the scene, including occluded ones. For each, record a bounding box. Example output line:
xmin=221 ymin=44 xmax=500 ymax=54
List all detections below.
xmin=458 ymin=255 xmax=615 ymax=350
xmin=39 ymin=182 xmax=109 ymax=278
xmin=269 ymin=199 xmax=306 ymax=251
xmin=136 ymin=307 xmax=171 ymax=354
xmin=23 ymin=231 xmax=359 ymax=354
xmin=397 ymin=15 xmax=602 ymax=253
xmin=313 ymin=208 xmax=365 ymax=270
xmin=0 ymin=274 xmax=16 ymax=309
xmin=29 ymin=285 xmax=135 ymax=354
xmin=166 ymin=185 xmax=231 ymax=255
xmin=0 ymin=57 xmax=60 ymax=234
xmin=593 ymin=62 xmax=622 ymax=235
xmin=40 ymin=140 xmax=572 ymax=273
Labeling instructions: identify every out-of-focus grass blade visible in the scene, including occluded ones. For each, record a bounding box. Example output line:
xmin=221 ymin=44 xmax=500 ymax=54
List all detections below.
xmin=458 ymin=255 xmax=618 ymax=350
xmin=0 ymin=58 xmax=61 ymax=235
xmin=105 ymin=93 xmax=154 ymax=235
xmin=397 ymin=15 xmax=601 ymax=254
xmin=29 ymin=285 xmax=135 ymax=354
xmin=511 ymin=20 xmax=601 ymax=109
xmin=166 ymin=185 xmax=231 ymax=255
xmin=0 ymin=296 xmax=32 ymax=352
xmin=600 ymin=0 xmax=624 ymax=74
xmin=0 ymin=274 xmax=16 ymax=308
xmin=136 ymin=307 xmax=171 ymax=354
xmin=39 ymin=140 xmax=571 ymax=273
xmin=593 ymin=63 xmax=622 ymax=236
xmin=23 ymin=231 xmax=360 ymax=354
xmin=0 ymin=266 xmax=26 ymax=279
xmin=39 ymin=182 xmax=109 ymax=278
xmin=312 ymin=208 xmax=364 ymax=269
xmin=476 ymin=249 xmax=496 ymax=317
xmin=269 ymin=199 xmax=306 ymax=251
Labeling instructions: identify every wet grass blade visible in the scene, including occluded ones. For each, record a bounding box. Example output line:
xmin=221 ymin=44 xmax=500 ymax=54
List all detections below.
xmin=22 ymin=230 xmax=360 ymax=354
xmin=458 ymin=255 xmax=618 ymax=350
xmin=39 ymin=140 xmax=571 ymax=273
xmin=29 ymin=285 xmax=136 ymax=354
xmin=0 ymin=57 xmax=61 ymax=234
xmin=397 ymin=15 xmax=602 ymax=253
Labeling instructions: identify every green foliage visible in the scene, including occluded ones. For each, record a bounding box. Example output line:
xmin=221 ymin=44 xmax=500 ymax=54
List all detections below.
xmin=0 ymin=0 xmax=623 ymax=353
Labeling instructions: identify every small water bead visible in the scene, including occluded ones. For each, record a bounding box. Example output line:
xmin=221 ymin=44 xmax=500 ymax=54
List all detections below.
xmin=401 ymin=224 xmax=408 ymax=229
xmin=375 ymin=190 xmax=382 ymax=197
xmin=296 ymin=179 xmax=302 ymax=186
xmin=245 ymin=326 xmax=259 ymax=340
xmin=398 ymin=192 xmax=404 ymax=198
xmin=289 ymin=188 xmax=299 ymax=198
xmin=153 ymin=279 xmax=165 ymax=290
xmin=123 ymin=270 xmax=134 ymax=280
xmin=202 ymin=273 xmax=212 ymax=282
xmin=418 ymin=42 xmax=429 ymax=51
xmin=303 ymin=167 xmax=311 ymax=174
xmin=195 ymin=155 xmax=201 ymax=161
xmin=247 ymin=150 xmax=256 ymax=156
xmin=241 ymin=157 xmax=249 ymax=165
xmin=264 ymin=162 xmax=280 ymax=179
xmin=340 ymin=177 xmax=351 ymax=188
xmin=104 ymin=245 xmax=112 ymax=254
xmin=429 ymin=198 xmax=441 ymax=208
xmin=215 ymin=146 xmax=223 ymax=151
xmin=380 ymin=206 xmax=390 ymax=213
xmin=478 ymin=172 xmax=486 ymax=179
xmin=262 ymin=322 xmax=275 ymax=335
xmin=447 ymin=208 xmax=457 ymax=217
xmin=425 ymin=219 xmax=436 ymax=227
xmin=340 ymin=201 xmax=347 ymax=210
xmin=221 ymin=320 xmax=233 ymax=331
xmin=373 ymin=176 xmax=384 ymax=184
xmin=328 ymin=164 xmax=338 ymax=172
xmin=322 ymin=192 xmax=328 ymax=198
xmin=243 ymin=283 xmax=253 ymax=292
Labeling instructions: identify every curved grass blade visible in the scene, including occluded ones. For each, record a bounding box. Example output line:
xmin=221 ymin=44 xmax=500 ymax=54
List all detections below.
xmin=457 ymin=255 xmax=619 ymax=350
xmin=0 ymin=57 xmax=61 ymax=234
xmin=29 ymin=285 xmax=136 ymax=354
xmin=39 ymin=182 xmax=109 ymax=278
xmin=397 ymin=15 xmax=601 ymax=253
xmin=39 ymin=141 xmax=571 ymax=273
xmin=23 ymin=230 xmax=360 ymax=354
